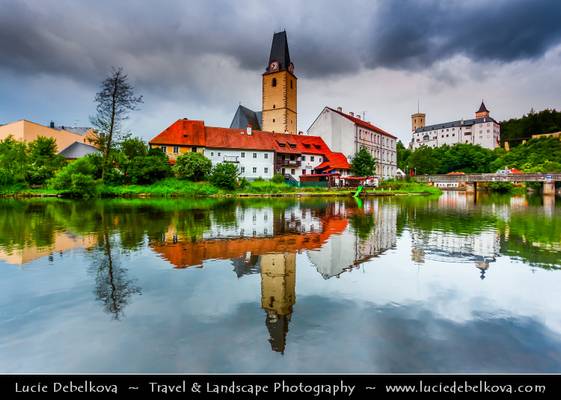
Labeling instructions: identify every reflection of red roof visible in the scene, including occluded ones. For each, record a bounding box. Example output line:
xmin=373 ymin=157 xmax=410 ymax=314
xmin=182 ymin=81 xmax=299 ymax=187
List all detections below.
xmin=327 ymin=107 xmax=397 ymax=139
xmin=316 ymin=152 xmax=351 ymax=172
xmin=150 ymin=216 xmax=348 ymax=268
xmin=149 ymin=119 xmax=206 ymax=146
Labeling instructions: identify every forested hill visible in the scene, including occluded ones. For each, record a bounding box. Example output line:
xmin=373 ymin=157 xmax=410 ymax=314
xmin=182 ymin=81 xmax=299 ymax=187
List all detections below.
xmin=500 ymin=109 xmax=561 ymax=145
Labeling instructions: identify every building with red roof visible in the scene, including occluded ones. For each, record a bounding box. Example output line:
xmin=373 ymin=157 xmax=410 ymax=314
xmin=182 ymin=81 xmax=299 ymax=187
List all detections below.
xmin=149 ymin=118 xmax=350 ymax=181
xmin=307 ymin=106 xmax=398 ymax=178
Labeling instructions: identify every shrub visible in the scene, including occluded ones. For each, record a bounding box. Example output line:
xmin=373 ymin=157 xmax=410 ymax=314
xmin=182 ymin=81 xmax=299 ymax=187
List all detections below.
xmin=271 ymin=173 xmax=285 ymax=184
xmin=173 ymin=152 xmax=212 ymax=181
xmin=127 ymin=155 xmax=171 ymax=184
xmin=68 ymin=173 xmax=98 ymax=198
xmin=49 ymin=156 xmax=99 ymax=190
xmin=209 ymin=162 xmax=239 ymax=190
xmin=351 ymin=147 xmax=376 ymax=176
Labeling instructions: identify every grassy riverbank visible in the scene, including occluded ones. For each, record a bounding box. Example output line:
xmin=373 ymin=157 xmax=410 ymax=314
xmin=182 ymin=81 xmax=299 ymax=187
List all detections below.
xmin=0 ymin=178 xmax=441 ymax=198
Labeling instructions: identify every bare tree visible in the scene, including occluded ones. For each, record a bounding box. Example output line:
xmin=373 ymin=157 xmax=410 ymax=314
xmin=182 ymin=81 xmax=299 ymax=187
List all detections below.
xmin=90 ymin=67 xmax=143 ymax=179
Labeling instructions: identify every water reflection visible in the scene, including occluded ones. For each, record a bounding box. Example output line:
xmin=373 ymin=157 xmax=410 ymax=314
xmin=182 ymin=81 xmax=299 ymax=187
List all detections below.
xmin=0 ymin=194 xmax=560 ymax=371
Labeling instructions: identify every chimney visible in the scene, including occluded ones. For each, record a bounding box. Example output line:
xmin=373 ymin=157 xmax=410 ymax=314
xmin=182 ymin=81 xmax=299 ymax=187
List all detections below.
xmin=356 ymin=114 xmax=361 ymax=120
xmin=337 ymin=106 xmax=342 ymax=112
xmin=246 ymin=125 xmax=252 ymax=135
xmin=349 ymin=112 xmax=354 ymax=117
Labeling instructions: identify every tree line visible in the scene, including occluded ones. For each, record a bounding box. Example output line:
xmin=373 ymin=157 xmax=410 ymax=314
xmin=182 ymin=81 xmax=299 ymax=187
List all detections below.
xmin=397 ymin=136 xmax=561 ymax=175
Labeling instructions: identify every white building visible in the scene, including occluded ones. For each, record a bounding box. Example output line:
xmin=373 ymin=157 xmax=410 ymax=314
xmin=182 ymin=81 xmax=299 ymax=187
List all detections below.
xmin=411 ymin=102 xmax=500 ymax=150
xmin=204 ymin=147 xmax=275 ymax=180
xmin=307 ymin=107 xmax=398 ymax=178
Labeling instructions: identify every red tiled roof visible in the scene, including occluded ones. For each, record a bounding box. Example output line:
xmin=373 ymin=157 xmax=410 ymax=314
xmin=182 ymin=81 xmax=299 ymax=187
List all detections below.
xmin=149 ymin=119 xmax=206 ymax=146
xmin=315 ymin=152 xmax=351 ymax=172
xmin=327 ymin=107 xmax=397 ymax=139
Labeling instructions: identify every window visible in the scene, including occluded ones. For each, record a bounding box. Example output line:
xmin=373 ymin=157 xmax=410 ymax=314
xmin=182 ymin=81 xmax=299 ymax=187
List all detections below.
xmin=252 ymin=167 xmax=257 ymax=173
xmin=273 ymin=119 xmax=275 ymax=123
xmin=264 ymin=153 xmax=268 ymax=159
xmin=311 ymin=156 xmax=315 ymax=162
xmin=161 ymin=146 xmax=167 ymax=153
xmin=302 ymin=155 xmax=306 ymax=161
xmin=264 ymin=167 xmax=269 ymax=174
xmin=272 ymin=78 xmax=277 ymax=87
xmin=173 ymin=146 xmax=179 ymax=153
xmin=241 ymin=166 xmax=245 ymax=173
xmin=218 ymin=152 xmax=221 ymax=157
xmin=302 ymin=169 xmax=306 ymax=175
xmin=192 ymin=147 xmax=197 ymax=153
xmin=291 ymin=169 xmax=295 ymax=175
xmin=253 ymin=153 xmax=257 ymax=158
xmin=211 ymin=151 xmax=214 ymax=156
xmin=290 ymin=80 xmax=293 ymax=89
xmin=241 ymin=152 xmax=245 ymax=158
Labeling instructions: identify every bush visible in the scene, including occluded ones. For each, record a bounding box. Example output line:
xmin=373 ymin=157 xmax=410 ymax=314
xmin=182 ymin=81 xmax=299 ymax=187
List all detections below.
xmin=68 ymin=173 xmax=98 ymax=198
xmin=272 ymin=173 xmax=285 ymax=184
xmin=173 ymin=152 xmax=212 ymax=181
xmin=49 ymin=156 xmax=99 ymax=190
xmin=127 ymin=155 xmax=171 ymax=184
xmin=209 ymin=162 xmax=239 ymax=190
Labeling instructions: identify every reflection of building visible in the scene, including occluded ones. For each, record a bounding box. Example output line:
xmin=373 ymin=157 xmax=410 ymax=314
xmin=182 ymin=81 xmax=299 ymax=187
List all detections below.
xmin=0 ymin=232 xmax=97 ymax=266
xmin=307 ymin=199 xmax=398 ymax=278
xmin=260 ymin=253 xmax=296 ymax=353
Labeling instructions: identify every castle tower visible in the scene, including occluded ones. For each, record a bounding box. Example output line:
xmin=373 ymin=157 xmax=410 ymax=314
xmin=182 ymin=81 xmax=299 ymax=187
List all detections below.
xmin=476 ymin=101 xmax=490 ymax=119
xmin=411 ymin=112 xmax=426 ymax=132
xmin=262 ymin=31 xmax=297 ymax=134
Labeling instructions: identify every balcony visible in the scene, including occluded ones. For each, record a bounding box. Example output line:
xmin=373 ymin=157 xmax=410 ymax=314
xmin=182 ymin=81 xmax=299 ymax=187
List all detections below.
xmin=222 ymin=155 xmax=239 ymax=163
xmin=275 ymin=158 xmax=301 ymax=168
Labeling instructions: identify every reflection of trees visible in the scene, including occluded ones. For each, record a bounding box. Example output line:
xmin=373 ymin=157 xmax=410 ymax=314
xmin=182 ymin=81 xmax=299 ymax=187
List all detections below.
xmin=89 ymin=229 xmax=141 ymax=320
xmin=348 ymin=212 xmax=376 ymax=240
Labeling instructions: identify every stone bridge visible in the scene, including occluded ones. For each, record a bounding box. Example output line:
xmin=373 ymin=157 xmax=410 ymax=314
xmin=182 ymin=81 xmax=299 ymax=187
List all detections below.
xmin=415 ymin=173 xmax=561 ymax=194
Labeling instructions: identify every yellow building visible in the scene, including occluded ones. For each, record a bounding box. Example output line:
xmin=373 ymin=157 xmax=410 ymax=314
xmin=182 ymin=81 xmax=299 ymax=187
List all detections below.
xmin=0 ymin=120 xmax=95 ymax=153
xmin=531 ymin=131 xmax=561 ymax=139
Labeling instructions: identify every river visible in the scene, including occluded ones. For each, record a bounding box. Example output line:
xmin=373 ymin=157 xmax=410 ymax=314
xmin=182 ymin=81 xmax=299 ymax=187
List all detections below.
xmin=1 ymin=192 xmax=560 ymax=372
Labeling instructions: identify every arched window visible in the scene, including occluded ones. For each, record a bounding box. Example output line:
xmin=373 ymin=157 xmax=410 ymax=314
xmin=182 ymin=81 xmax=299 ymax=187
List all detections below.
xmin=272 ymin=78 xmax=277 ymax=87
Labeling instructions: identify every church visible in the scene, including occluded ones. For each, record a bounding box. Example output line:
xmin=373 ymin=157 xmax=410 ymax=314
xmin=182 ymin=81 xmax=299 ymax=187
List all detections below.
xmin=230 ymin=31 xmax=297 ymax=134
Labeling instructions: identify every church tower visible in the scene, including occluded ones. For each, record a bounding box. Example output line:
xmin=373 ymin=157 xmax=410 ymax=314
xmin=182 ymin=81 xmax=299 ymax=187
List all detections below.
xmin=262 ymin=31 xmax=297 ymax=134
xmin=475 ymin=101 xmax=490 ymax=119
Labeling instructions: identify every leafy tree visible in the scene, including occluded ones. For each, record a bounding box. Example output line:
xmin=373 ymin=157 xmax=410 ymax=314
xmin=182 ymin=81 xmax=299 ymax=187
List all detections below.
xmin=408 ymin=145 xmax=440 ymax=175
xmin=173 ymin=152 xmax=212 ymax=181
xmin=120 ymin=137 xmax=147 ymax=159
xmin=396 ymin=140 xmax=411 ymax=172
xmin=26 ymin=136 xmax=65 ymax=185
xmin=500 ymin=108 xmax=561 ymax=146
xmin=0 ymin=136 xmax=28 ymax=185
xmin=209 ymin=162 xmax=239 ymax=190
xmin=351 ymin=147 xmax=376 ymax=176
xmin=90 ymin=67 xmax=143 ymax=180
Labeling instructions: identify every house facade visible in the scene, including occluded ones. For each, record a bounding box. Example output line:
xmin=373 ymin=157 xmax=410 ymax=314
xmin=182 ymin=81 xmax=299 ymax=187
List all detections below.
xmin=149 ymin=119 xmax=350 ymax=181
xmin=410 ymin=102 xmax=501 ymax=150
xmin=307 ymin=107 xmax=398 ymax=178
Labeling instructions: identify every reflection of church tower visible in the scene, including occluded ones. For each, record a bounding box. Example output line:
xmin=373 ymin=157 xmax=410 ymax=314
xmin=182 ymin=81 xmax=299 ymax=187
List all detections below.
xmin=262 ymin=31 xmax=297 ymax=133
xmin=260 ymin=252 xmax=296 ymax=353
xmin=475 ymin=261 xmax=489 ymax=280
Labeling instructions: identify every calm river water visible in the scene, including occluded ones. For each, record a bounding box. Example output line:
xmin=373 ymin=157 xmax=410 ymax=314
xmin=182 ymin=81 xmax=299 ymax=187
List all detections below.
xmin=1 ymin=192 xmax=560 ymax=372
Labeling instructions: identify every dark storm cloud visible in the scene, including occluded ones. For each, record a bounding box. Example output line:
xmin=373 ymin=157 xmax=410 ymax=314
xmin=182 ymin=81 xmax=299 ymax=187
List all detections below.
xmin=367 ymin=0 xmax=561 ymax=69
xmin=0 ymin=0 xmax=560 ymax=88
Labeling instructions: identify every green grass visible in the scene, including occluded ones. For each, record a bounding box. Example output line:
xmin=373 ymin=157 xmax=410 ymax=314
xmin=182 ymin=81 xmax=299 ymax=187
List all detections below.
xmin=1 ymin=178 xmax=442 ymax=198
xmin=99 ymin=178 xmax=220 ymax=197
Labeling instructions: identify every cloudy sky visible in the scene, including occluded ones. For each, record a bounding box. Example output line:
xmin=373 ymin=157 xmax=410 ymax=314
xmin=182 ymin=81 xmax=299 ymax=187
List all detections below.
xmin=1 ymin=0 xmax=561 ymax=143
